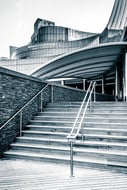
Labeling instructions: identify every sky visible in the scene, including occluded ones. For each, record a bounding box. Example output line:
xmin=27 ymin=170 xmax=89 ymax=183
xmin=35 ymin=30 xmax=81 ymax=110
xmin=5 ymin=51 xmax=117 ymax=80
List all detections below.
xmin=0 ymin=0 xmax=115 ymax=58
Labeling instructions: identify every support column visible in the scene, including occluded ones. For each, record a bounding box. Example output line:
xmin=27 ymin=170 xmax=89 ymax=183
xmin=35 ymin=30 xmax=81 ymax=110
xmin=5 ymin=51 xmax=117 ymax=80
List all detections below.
xmin=115 ymin=64 xmax=119 ymax=101
xmin=102 ymin=76 xmax=105 ymax=94
xmin=123 ymin=53 xmax=127 ymax=101
xmin=83 ymin=79 xmax=86 ymax=91
xmin=61 ymin=80 xmax=64 ymax=86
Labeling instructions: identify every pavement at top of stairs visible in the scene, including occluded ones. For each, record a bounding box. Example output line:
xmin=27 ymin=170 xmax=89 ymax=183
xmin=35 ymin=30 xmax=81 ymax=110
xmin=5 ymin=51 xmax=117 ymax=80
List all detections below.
xmin=0 ymin=158 xmax=127 ymax=190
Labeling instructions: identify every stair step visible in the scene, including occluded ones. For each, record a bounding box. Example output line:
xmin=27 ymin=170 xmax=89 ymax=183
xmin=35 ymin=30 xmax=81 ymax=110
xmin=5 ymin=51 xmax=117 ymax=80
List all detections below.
xmin=26 ymin=125 xmax=71 ymax=133
xmin=16 ymin=136 xmax=69 ymax=146
xmin=9 ymin=143 xmax=127 ymax=162
xmin=91 ymin=113 xmax=127 ymax=118
xmin=4 ymin=150 xmax=70 ymax=163
xmin=34 ymin=115 xmax=76 ymax=121
xmin=47 ymin=102 xmax=127 ymax=108
xmin=29 ymin=120 xmax=74 ymax=126
xmin=44 ymin=108 xmax=80 ymax=112
xmin=28 ymin=121 xmax=127 ymax=130
xmin=4 ymin=101 xmax=127 ymax=173
xmin=74 ymin=148 xmax=127 ymax=162
xmin=15 ymin=136 xmax=127 ymax=150
xmin=48 ymin=102 xmax=82 ymax=105
xmin=34 ymin=110 xmax=127 ymax=118
xmin=92 ymin=107 xmax=127 ymax=111
xmin=84 ymin=121 xmax=127 ymax=129
xmin=44 ymin=108 xmax=127 ymax=113
xmin=10 ymin=143 xmax=70 ymax=155
xmin=22 ymin=130 xmax=68 ymax=139
xmin=85 ymin=117 xmax=127 ymax=123
xmin=39 ymin=112 xmax=127 ymax=117
xmin=10 ymin=142 xmax=127 ymax=156
xmin=34 ymin=115 xmax=127 ymax=120
xmin=4 ymin=150 xmax=127 ymax=171
xmin=80 ymin=134 xmax=127 ymax=142
xmin=76 ymin=140 xmax=127 ymax=150
xmin=38 ymin=112 xmax=78 ymax=116
xmin=83 ymin=127 xmax=127 ymax=135
xmin=25 ymin=125 xmax=127 ymax=136
xmin=29 ymin=119 xmax=127 ymax=127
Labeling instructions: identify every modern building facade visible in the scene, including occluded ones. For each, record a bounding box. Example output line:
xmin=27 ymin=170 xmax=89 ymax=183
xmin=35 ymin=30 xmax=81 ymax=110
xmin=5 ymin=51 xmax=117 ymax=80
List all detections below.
xmin=1 ymin=0 xmax=127 ymax=100
xmin=0 ymin=18 xmax=97 ymax=75
xmin=32 ymin=0 xmax=127 ymax=100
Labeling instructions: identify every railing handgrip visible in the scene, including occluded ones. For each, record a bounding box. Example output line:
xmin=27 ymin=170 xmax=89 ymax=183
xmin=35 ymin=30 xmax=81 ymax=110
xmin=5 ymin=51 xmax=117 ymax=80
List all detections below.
xmin=67 ymin=81 xmax=96 ymax=177
xmin=68 ymin=81 xmax=93 ymax=137
xmin=67 ymin=81 xmax=96 ymax=139
xmin=75 ymin=82 xmax=95 ymax=138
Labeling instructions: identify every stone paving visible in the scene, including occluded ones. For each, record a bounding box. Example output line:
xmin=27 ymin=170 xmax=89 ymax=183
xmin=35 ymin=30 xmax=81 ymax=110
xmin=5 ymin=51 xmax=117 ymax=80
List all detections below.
xmin=0 ymin=158 xmax=127 ymax=190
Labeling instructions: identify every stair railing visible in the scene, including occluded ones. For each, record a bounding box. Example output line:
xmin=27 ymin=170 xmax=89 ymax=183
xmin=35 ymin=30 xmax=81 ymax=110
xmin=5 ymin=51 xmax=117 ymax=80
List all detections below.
xmin=67 ymin=81 xmax=96 ymax=177
xmin=0 ymin=84 xmax=49 ymax=136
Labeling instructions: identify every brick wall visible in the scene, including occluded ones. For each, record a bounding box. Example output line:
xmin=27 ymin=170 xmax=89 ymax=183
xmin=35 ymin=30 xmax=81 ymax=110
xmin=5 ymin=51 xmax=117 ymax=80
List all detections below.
xmin=0 ymin=68 xmax=49 ymax=156
xmin=51 ymin=84 xmax=114 ymax=102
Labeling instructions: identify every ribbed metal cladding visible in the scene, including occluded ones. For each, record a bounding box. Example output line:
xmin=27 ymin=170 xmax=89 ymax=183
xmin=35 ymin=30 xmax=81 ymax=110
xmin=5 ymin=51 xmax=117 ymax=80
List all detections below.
xmin=32 ymin=43 xmax=127 ymax=80
xmin=107 ymin=0 xmax=127 ymax=30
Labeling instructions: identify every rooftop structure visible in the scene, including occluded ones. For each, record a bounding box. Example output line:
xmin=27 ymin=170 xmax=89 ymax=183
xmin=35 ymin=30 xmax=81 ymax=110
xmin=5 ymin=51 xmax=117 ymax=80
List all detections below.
xmin=0 ymin=18 xmax=97 ymax=75
xmin=32 ymin=0 xmax=127 ymax=100
xmin=1 ymin=0 xmax=127 ymax=99
xmin=10 ymin=18 xmax=97 ymax=60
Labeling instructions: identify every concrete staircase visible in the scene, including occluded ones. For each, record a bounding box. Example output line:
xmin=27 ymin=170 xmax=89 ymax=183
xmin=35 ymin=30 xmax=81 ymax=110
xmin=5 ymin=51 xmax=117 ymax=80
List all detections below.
xmin=4 ymin=101 xmax=127 ymax=172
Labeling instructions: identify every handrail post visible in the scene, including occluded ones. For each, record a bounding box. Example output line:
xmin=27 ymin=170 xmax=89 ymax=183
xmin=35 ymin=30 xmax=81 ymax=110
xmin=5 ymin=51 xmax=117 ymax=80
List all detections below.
xmin=70 ymin=140 xmax=74 ymax=177
xmin=94 ymin=83 xmax=96 ymax=102
xmin=20 ymin=111 xmax=22 ymax=137
xmin=89 ymin=96 xmax=91 ymax=113
xmin=51 ymin=85 xmax=53 ymax=103
xmin=40 ymin=92 xmax=43 ymax=113
xmin=51 ymin=85 xmax=54 ymax=103
xmin=81 ymin=124 xmax=84 ymax=141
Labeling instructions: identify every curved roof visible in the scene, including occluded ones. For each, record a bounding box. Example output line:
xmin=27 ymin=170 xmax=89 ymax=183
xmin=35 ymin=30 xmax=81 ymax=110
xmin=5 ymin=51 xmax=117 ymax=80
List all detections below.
xmin=32 ymin=0 xmax=127 ymax=81
xmin=32 ymin=42 xmax=127 ymax=80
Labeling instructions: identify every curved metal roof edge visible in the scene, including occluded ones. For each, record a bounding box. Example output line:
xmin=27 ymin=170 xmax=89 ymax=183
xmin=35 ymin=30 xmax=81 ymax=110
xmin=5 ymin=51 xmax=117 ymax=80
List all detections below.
xmin=32 ymin=42 xmax=127 ymax=77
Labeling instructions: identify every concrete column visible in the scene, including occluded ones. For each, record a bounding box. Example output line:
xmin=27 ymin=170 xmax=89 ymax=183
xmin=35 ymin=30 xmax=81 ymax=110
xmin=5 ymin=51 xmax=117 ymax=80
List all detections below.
xmin=123 ymin=53 xmax=127 ymax=101
xmin=83 ymin=79 xmax=86 ymax=91
xmin=61 ymin=80 xmax=64 ymax=86
xmin=115 ymin=64 xmax=119 ymax=101
xmin=102 ymin=77 xmax=105 ymax=94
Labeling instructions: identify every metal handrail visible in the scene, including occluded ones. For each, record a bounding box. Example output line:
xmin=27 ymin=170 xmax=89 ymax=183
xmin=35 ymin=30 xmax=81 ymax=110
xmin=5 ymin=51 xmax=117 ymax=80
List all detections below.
xmin=67 ymin=81 xmax=95 ymax=140
xmin=75 ymin=81 xmax=96 ymax=140
xmin=67 ymin=81 xmax=96 ymax=177
xmin=67 ymin=81 xmax=93 ymax=139
xmin=0 ymin=84 xmax=49 ymax=132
